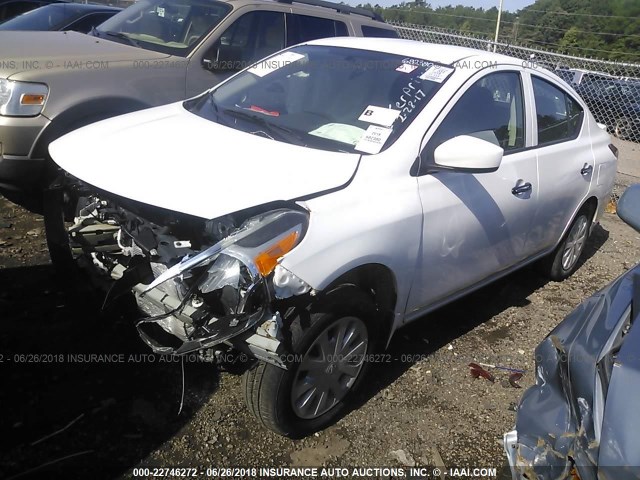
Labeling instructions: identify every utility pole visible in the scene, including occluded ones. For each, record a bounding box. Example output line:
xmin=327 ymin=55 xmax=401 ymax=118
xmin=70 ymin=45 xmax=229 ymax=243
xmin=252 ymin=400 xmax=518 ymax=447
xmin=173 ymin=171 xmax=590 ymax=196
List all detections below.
xmin=513 ymin=16 xmax=519 ymax=43
xmin=493 ymin=0 xmax=504 ymax=52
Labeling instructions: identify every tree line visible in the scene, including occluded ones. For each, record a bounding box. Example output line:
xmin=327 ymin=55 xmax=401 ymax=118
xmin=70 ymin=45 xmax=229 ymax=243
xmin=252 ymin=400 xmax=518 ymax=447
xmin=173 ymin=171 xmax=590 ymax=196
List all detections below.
xmin=358 ymin=0 xmax=640 ymax=61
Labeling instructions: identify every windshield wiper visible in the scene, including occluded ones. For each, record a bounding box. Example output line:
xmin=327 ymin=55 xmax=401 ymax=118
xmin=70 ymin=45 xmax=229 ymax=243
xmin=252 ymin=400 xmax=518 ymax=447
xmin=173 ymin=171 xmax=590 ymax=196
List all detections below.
xmin=101 ymin=30 xmax=140 ymax=48
xmin=222 ymin=108 xmax=307 ymax=146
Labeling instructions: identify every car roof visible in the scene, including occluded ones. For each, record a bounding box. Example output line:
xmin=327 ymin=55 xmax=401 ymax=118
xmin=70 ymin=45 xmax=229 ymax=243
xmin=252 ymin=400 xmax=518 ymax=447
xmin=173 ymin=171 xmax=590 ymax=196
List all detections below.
xmin=0 ymin=0 xmax=66 ymax=3
xmin=226 ymin=0 xmax=390 ymax=26
xmin=43 ymin=2 xmax=121 ymax=11
xmin=305 ymin=37 xmax=517 ymax=66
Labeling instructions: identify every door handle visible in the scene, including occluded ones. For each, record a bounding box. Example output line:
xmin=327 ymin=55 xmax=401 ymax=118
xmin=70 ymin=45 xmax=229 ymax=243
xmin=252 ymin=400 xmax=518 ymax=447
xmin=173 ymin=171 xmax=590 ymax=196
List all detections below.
xmin=511 ymin=182 xmax=532 ymax=196
xmin=581 ymin=164 xmax=593 ymax=176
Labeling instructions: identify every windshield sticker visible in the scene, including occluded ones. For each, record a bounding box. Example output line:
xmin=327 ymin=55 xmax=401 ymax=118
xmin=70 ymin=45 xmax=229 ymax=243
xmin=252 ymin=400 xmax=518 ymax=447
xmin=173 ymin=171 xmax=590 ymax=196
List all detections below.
xmin=157 ymin=6 xmax=165 ymax=17
xmin=355 ymin=125 xmax=393 ymax=154
xmin=402 ymin=58 xmax=433 ymax=68
xmin=394 ymin=81 xmax=427 ymax=123
xmin=420 ymin=65 xmax=454 ymax=83
xmin=396 ymin=63 xmax=418 ymax=74
xmin=248 ymin=51 xmax=305 ymax=77
xmin=358 ymin=106 xmax=400 ymax=127
xmin=309 ymin=123 xmax=365 ymax=145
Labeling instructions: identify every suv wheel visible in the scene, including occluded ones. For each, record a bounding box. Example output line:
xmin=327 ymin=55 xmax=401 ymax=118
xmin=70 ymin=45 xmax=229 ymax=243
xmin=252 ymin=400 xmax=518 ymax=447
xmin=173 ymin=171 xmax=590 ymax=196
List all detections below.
xmin=43 ymin=180 xmax=77 ymax=277
xmin=243 ymin=293 xmax=375 ymax=437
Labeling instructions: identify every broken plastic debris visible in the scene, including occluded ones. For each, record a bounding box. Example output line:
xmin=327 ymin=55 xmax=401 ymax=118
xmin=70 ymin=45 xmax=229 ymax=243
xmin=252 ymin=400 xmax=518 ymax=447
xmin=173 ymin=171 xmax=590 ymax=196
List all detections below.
xmin=389 ymin=449 xmax=416 ymax=467
xmin=478 ymin=362 xmax=525 ymax=374
xmin=508 ymin=372 xmax=523 ymax=388
xmin=469 ymin=362 xmax=495 ymax=382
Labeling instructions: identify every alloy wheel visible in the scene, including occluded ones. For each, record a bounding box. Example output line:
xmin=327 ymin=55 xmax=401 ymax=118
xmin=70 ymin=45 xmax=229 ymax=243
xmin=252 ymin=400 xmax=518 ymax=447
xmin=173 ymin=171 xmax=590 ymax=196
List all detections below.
xmin=561 ymin=215 xmax=589 ymax=271
xmin=291 ymin=316 xmax=368 ymax=419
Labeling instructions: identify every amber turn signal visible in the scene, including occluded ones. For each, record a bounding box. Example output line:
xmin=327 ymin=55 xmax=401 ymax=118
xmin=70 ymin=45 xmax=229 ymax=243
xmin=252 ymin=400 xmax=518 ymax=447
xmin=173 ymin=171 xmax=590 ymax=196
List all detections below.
xmin=255 ymin=231 xmax=299 ymax=276
xmin=20 ymin=94 xmax=46 ymax=105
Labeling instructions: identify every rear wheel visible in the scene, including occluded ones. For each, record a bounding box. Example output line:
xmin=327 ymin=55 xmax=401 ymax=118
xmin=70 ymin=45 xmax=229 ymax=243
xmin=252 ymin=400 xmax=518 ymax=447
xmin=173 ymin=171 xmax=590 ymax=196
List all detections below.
xmin=541 ymin=205 xmax=593 ymax=281
xmin=243 ymin=292 xmax=376 ymax=437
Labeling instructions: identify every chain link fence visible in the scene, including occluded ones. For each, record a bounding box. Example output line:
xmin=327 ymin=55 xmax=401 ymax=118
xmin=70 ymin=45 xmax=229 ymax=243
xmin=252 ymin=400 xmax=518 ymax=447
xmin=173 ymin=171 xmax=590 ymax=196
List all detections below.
xmin=394 ymin=22 xmax=640 ymax=145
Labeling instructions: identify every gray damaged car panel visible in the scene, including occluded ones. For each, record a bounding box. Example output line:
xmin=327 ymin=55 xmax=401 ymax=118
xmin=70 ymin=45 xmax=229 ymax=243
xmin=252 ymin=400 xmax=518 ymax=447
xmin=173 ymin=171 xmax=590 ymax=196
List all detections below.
xmin=506 ymin=265 xmax=640 ymax=479
xmin=505 ymin=185 xmax=640 ymax=480
xmin=598 ymin=299 xmax=640 ymax=474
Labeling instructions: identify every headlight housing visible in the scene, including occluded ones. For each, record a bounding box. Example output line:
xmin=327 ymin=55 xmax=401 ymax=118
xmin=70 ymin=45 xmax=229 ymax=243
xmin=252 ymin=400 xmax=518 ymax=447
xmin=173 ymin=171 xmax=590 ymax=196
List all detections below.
xmin=143 ymin=208 xmax=309 ymax=295
xmin=135 ymin=208 xmax=309 ymax=353
xmin=0 ymin=78 xmax=48 ymax=116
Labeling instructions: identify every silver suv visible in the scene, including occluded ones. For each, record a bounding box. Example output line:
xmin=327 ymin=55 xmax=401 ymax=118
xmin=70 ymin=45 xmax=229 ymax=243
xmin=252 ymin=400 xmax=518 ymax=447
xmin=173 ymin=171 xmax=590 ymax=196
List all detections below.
xmin=0 ymin=0 xmax=396 ymax=208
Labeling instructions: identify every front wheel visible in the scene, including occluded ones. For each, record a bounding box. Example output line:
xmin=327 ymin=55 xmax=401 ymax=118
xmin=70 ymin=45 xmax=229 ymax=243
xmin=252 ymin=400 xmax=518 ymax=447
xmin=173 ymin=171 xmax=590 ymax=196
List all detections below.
xmin=541 ymin=206 xmax=592 ymax=281
xmin=43 ymin=180 xmax=77 ymax=277
xmin=243 ymin=295 xmax=375 ymax=437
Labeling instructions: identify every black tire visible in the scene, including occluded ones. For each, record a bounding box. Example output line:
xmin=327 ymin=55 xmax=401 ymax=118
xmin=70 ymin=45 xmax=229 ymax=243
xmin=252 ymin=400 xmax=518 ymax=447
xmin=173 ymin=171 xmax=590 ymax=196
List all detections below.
xmin=541 ymin=205 xmax=593 ymax=281
xmin=43 ymin=175 xmax=80 ymax=281
xmin=243 ymin=288 xmax=378 ymax=437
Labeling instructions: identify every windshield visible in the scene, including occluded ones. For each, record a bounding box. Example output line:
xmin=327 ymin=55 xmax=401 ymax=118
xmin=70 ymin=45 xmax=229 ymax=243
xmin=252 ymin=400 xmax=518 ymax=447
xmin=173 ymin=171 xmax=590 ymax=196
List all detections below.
xmin=0 ymin=4 xmax=84 ymax=30
xmin=95 ymin=0 xmax=231 ymax=57
xmin=185 ymin=45 xmax=452 ymax=154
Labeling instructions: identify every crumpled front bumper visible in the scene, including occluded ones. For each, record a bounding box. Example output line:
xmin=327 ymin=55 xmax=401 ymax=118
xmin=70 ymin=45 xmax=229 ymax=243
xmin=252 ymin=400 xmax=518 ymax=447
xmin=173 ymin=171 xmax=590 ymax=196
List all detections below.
xmin=46 ymin=180 xmax=311 ymax=367
xmin=130 ymin=275 xmax=271 ymax=356
xmin=94 ymin=243 xmax=276 ymax=358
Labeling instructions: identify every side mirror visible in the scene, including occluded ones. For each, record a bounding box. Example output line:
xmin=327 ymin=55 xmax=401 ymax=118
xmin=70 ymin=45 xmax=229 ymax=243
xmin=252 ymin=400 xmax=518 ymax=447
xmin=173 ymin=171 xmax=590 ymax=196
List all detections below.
xmin=202 ymin=43 xmax=244 ymax=72
xmin=433 ymin=132 xmax=503 ymax=173
xmin=617 ymin=184 xmax=640 ymax=233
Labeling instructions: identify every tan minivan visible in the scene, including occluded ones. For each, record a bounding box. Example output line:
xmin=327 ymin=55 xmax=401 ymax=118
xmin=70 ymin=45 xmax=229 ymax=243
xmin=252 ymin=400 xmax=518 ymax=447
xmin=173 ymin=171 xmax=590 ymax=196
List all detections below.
xmin=0 ymin=0 xmax=396 ymax=208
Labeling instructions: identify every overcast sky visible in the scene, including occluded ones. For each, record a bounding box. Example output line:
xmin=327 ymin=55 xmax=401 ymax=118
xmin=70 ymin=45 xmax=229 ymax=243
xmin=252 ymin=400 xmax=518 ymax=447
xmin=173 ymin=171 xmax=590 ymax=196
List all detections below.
xmin=346 ymin=0 xmax=536 ymax=12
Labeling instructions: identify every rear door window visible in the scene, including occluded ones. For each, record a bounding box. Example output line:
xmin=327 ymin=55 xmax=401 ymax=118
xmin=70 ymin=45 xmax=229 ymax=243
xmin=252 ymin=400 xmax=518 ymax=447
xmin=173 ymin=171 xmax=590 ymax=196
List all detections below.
xmin=532 ymin=76 xmax=584 ymax=145
xmin=217 ymin=11 xmax=285 ymax=66
xmin=287 ymin=14 xmax=348 ymax=44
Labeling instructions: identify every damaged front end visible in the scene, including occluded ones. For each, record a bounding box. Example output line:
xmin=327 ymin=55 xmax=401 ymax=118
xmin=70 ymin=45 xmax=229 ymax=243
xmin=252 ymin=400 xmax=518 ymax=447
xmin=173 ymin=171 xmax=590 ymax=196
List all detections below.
xmin=48 ymin=179 xmax=313 ymax=367
xmin=504 ymin=265 xmax=640 ymax=480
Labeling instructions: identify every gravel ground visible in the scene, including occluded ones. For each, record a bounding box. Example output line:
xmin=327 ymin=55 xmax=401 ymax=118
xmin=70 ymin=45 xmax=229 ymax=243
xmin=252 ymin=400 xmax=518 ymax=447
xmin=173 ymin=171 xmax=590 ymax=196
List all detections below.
xmin=1 ymin=144 xmax=639 ymax=480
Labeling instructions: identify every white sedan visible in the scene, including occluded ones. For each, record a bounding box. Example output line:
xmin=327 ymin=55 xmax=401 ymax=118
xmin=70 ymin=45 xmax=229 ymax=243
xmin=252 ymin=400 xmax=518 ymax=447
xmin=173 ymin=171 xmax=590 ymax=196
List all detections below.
xmin=46 ymin=37 xmax=617 ymax=437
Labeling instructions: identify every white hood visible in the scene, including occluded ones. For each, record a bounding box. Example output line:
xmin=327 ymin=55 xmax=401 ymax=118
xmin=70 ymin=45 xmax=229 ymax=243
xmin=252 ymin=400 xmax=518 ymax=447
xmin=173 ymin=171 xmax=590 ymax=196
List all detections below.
xmin=49 ymin=102 xmax=360 ymax=219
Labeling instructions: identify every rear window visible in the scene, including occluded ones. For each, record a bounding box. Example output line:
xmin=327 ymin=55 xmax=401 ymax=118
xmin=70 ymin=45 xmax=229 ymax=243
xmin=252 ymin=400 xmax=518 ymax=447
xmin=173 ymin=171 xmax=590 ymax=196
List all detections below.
xmin=287 ymin=14 xmax=348 ymax=44
xmin=361 ymin=25 xmax=398 ymax=38
xmin=533 ymin=76 xmax=584 ymax=145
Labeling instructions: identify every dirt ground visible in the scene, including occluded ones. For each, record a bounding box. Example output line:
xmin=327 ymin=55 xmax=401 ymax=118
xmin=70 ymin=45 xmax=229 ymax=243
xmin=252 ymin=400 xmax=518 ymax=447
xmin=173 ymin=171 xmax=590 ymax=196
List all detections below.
xmin=1 ymin=140 xmax=640 ymax=480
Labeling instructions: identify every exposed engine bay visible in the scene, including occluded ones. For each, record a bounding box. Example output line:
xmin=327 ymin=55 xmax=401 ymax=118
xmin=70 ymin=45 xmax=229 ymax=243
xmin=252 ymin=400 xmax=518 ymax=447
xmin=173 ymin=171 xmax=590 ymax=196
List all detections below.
xmin=50 ymin=179 xmax=313 ymax=368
